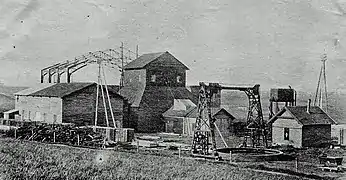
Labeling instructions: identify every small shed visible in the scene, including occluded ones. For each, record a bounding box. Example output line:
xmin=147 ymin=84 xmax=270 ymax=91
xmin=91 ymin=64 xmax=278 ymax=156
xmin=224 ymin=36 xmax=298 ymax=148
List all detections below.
xmin=162 ymin=99 xmax=196 ymax=135
xmin=268 ymin=102 xmax=336 ymax=148
xmin=163 ymin=101 xmax=236 ymax=136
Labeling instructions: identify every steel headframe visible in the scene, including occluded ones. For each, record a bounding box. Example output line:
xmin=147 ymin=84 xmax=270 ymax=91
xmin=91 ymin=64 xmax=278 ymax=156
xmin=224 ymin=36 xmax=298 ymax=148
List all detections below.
xmin=191 ymin=82 xmax=267 ymax=157
xmin=40 ymin=43 xmax=139 ymax=86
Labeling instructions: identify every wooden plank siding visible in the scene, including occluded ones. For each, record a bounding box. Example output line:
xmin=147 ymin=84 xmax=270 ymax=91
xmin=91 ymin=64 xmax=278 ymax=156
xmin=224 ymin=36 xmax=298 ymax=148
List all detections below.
xmin=302 ymin=125 xmax=331 ymax=147
xmin=62 ymin=85 xmax=126 ymax=127
xmin=272 ymin=118 xmax=303 ymax=148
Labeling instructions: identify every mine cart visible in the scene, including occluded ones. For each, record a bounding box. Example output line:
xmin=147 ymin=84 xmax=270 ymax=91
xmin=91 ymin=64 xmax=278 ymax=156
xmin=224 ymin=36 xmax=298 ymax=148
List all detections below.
xmin=318 ymin=155 xmax=344 ymax=172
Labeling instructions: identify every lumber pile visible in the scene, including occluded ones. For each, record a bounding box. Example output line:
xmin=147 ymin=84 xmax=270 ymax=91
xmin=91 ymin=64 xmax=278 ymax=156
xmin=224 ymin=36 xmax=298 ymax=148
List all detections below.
xmin=5 ymin=123 xmax=106 ymax=148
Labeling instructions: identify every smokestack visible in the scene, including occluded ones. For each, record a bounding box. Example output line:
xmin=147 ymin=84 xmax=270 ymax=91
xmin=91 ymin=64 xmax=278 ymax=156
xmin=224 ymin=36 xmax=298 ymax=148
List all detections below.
xmin=306 ymin=99 xmax=311 ymax=114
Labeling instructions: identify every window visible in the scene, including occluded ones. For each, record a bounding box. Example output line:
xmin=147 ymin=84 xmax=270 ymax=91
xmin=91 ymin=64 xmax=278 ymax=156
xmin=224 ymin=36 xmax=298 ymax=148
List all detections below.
xmin=151 ymin=74 xmax=156 ymax=82
xmin=284 ymin=128 xmax=289 ymax=140
xmin=138 ymin=74 xmax=141 ymax=82
xmin=177 ymin=76 xmax=182 ymax=83
xmin=28 ymin=111 xmax=31 ymax=120
xmin=21 ymin=110 xmax=25 ymax=120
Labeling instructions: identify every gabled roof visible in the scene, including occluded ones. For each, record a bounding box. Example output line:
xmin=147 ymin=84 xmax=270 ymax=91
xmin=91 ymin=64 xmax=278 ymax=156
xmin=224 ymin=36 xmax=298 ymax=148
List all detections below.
xmin=29 ymin=83 xmax=95 ymax=98
xmin=124 ymin=51 xmax=189 ymax=70
xmin=185 ymin=107 xmax=236 ymax=120
xmin=162 ymin=101 xmax=196 ymax=118
xmin=268 ymin=106 xmax=337 ymax=125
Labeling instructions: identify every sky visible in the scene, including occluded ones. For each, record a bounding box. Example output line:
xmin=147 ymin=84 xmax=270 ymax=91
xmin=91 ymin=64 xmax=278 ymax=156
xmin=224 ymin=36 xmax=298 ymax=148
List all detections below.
xmin=1 ymin=0 xmax=346 ymax=93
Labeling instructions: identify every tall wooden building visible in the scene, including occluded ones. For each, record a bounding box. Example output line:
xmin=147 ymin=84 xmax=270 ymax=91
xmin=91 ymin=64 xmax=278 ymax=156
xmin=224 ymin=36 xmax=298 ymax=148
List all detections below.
xmin=120 ymin=51 xmax=195 ymax=132
xmin=14 ymin=83 xmax=128 ymax=127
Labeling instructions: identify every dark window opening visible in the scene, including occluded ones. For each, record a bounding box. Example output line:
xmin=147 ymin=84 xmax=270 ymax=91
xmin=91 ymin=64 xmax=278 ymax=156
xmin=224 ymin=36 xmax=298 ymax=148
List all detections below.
xmin=284 ymin=128 xmax=289 ymax=140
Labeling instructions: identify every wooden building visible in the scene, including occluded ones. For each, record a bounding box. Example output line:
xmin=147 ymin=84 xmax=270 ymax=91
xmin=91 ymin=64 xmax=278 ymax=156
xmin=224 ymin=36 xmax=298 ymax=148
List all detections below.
xmin=163 ymin=103 xmax=236 ymax=136
xmin=14 ymin=83 xmax=128 ymax=127
xmin=268 ymin=101 xmax=336 ymax=148
xmin=119 ymin=51 xmax=195 ymax=132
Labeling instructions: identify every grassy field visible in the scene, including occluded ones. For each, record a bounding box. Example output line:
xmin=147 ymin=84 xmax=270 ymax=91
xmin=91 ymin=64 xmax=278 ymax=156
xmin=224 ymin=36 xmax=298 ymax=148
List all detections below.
xmin=0 ymin=138 xmax=324 ymax=180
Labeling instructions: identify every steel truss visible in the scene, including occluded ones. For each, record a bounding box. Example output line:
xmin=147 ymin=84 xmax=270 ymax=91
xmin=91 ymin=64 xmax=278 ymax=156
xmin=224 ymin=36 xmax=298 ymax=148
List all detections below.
xmin=40 ymin=43 xmax=139 ymax=87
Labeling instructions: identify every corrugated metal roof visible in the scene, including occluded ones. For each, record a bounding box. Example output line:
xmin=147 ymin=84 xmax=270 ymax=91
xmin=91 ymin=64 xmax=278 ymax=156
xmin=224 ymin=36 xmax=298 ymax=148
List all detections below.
xmin=29 ymin=82 xmax=95 ymax=98
xmin=124 ymin=52 xmax=166 ymax=70
xmin=268 ymin=106 xmax=337 ymax=125
xmin=14 ymin=83 xmax=53 ymax=96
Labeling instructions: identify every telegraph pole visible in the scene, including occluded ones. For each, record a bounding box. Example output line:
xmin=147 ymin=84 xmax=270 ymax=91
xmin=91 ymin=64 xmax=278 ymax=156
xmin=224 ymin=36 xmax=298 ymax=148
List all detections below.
xmin=120 ymin=42 xmax=124 ymax=87
xmin=314 ymin=53 xmax=328 ymax=112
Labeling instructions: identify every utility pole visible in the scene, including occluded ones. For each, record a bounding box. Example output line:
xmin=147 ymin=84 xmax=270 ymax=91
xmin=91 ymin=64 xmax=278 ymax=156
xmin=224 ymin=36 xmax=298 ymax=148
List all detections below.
xmin=120 ymin=42 xmax=124 ymax=88
xmin=314 ymin=53 xmax=328 ymax=112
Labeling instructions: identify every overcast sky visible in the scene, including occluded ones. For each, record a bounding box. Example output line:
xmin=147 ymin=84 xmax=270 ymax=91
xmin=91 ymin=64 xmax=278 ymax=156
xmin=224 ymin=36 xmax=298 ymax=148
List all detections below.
xmin=1 ymin=0 xmax=346 ymax=93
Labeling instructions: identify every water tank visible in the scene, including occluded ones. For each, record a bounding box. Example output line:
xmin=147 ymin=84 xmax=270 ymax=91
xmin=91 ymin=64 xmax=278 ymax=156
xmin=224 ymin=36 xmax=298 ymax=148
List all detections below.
xmin=270 ymin=88 xmax=295 ymax=102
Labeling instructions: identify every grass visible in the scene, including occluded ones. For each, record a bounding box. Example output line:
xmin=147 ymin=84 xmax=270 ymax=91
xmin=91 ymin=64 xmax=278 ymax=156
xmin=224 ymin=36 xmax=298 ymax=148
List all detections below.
xmin=0 ymin=138 xmax=318 ymax=180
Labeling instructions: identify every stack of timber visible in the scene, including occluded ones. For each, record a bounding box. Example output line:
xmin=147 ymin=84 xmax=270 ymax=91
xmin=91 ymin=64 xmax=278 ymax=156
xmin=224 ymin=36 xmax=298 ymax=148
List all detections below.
xmin=3 ymin=123 xmax=134 ymax=148
xmin=90 ymin=126 xmax=135 ymax=143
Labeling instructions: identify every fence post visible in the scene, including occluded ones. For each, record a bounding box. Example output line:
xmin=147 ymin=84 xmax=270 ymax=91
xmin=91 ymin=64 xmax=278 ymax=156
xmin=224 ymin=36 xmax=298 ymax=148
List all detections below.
xmin=295 ymin=157 xmax=298 ymax=172
xmin=77 ymin=134 xmax=80 ymax=146
xmin=229 ymin=151 xmax=232 ymax=163
xmin=179 ymin=146 xmax=181 ymax=158
xmin=14 ymin=128 xmax=17 ymax=139
xmin=53 ymin=131 xmax=56 ymax=143
xmin=137 ymin=140 xmax=139 ymax=153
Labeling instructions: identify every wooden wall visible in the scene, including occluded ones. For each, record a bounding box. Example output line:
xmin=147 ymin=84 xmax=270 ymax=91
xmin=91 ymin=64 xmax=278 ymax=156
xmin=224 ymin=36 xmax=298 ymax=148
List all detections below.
xmin=15 ymin=95 xmax=63 ymax=124
xmin=62 ymin=85 xmax=126 ymax=127
xmin=302 ymin=125 xmax=331 ymax=147
xmin=272 ymin=117 xmax=303 ymax=148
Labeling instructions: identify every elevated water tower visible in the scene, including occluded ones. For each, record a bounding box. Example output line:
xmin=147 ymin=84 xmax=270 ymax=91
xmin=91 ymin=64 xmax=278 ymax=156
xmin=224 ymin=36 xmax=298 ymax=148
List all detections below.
xmin=269 ymin=88 xmax=296 ymax=119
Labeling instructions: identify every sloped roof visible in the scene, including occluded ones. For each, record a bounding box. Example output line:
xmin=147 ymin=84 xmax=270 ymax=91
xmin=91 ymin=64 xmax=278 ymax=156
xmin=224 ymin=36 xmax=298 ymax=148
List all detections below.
xmin=163 ymin=104 xmax=196 ymax=118
xmin=14 ymin=83 xmax=53 ymax=96
xmin=163 ymin=99 xmax=196 ymax=118
xmin=29 ymin=83 xmax=95 ymax=98
xmin=124 ymin=52 xmax=165 ymax=70
xmin=119 ymin=86 xmax=145 ymax=107
xmin=124 ymin=51 xmax=189 ymax=70
xmin=268 ymin=106 xmax=336 ymax=125
xmin=185 ymin=107 xmax=236 ymax=120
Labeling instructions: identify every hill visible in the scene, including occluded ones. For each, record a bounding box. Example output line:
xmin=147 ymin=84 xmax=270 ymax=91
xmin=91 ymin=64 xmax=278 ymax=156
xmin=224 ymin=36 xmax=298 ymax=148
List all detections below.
xmin=0 ymin=86 xmax=27 ymax=116
xmin=0 ymin=94 xmax=15 ymax=117
xmin=0 ymin=86 xmax=27 ymax=98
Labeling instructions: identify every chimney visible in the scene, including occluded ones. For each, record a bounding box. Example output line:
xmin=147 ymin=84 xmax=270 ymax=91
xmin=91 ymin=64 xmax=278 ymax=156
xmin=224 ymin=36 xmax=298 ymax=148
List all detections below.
xmin=306 ymin=99 xmax=311 ymax=114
